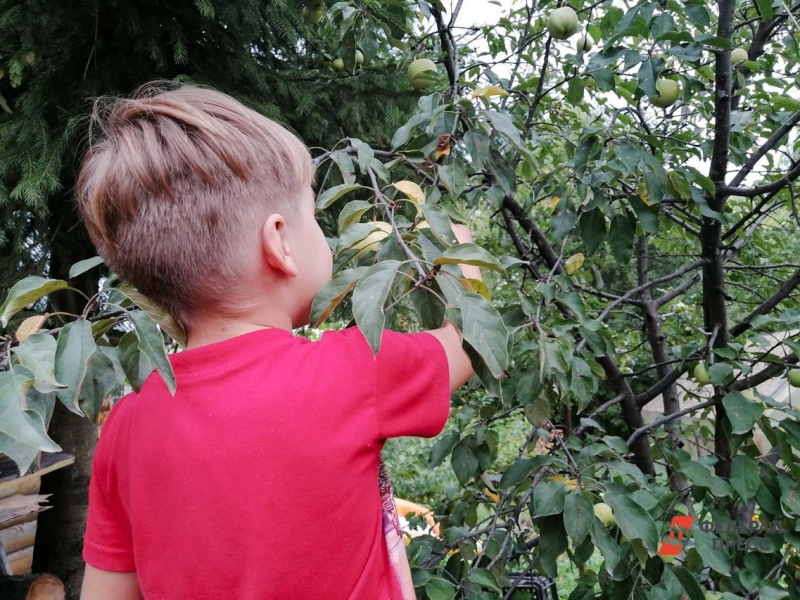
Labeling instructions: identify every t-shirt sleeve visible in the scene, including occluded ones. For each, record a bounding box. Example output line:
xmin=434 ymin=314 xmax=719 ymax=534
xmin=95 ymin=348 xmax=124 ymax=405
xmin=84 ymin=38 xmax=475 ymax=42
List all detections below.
xmin=82 ymin=406 xmax=136 ymax=572
xmin=371 ymin=330 xmax=451 ymax=440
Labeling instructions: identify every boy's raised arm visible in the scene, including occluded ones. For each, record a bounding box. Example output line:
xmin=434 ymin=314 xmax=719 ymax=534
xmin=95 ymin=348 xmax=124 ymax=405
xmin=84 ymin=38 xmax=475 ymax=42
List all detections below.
xmin=426 ymin=224 xmax=482 ymax=393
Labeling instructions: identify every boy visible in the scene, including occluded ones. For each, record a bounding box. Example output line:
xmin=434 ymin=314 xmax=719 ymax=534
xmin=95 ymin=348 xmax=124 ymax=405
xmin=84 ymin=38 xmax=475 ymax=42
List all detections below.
xmin=77 ymin=84 xmax=477 ymax=599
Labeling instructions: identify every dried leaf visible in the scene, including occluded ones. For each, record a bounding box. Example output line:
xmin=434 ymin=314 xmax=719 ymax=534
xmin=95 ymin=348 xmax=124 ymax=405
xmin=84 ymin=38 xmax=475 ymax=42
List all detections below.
xmin=15 ymin=314 xmax=50 ymax=342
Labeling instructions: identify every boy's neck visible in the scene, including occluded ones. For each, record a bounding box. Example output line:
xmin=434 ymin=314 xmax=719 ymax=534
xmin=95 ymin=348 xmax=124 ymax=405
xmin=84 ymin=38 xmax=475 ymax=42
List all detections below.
xmin=185 ymin=313 xmax=293 ymax=350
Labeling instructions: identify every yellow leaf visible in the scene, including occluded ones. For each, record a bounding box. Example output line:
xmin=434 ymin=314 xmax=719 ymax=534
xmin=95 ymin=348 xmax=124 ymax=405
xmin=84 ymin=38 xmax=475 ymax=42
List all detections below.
xmin=549 ymin=196 xmax=561 ymax=213
xmin=638 ymin=181 xmax=654 ymax=206
xmin=393 ymin=180 xmax=426 ymax=204
xmin=565 ymin=253 xmax=585 ymax=275
xmin=472 ymin=85 xmax=509 ymax=99
xmin=484 ymin=488 xmax=500 ymax=503
xmin=548 ymin=475 xmax=578 ymax=491
xmin=461 ymin=278 xmax=492 ymax=301
xmin=15 ymin=314 xmax=50 ymax=342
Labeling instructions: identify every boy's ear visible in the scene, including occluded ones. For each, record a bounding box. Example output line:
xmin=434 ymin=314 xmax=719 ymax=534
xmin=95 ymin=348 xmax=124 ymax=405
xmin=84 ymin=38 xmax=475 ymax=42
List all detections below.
xmin=261 ymin=214 xmax=298 ymax=277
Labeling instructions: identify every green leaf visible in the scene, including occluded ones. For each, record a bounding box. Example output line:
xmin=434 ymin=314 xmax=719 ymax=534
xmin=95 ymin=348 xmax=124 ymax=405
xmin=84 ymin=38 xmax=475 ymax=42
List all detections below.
xmin=68 ymin=256 xmax=104 ymax=279
xmin=0 ymin=277 xmax=68 ymax=327
xmin=579 ymin=208 xmax=607 ymax=255
xmin=352 ymin=261 xmax=401 ymax=355
xmin=0 ymin=368 xmax=61 ymax=454
xmin=451 ymin=434 xmax=479 ymax=485
xmin=310 ymin=267 xmax=368 ymax=327
xmin=532 ymin=480 xmax=567 ymax=517
xmin=118 ymin=331 xmax=154 ymax=391
xmin=590 ymin=518 xmax=620 ymax=574
xmin=566 ymin=77 xmax=585 ymax=105
xmin=11 ymin=334 xmax=65 ymax=394
xmin=564 ymin=491 xmax=594 ymax=547
xmin=604 ymin=491 xmax=659 ymax=552
xmin=680 ymin=460 xmax=734 ymax=497
xmin=730 ymin=455 xmax=761 ymax=501
xmin=468 ymin=569 xmax=501 ymax=593
xmin=425 ymin=577 xmax=456 ymax=600
xmin=434 ymin=243 xmax=505 ymax=273
xmin=128 ymin=310 xmax=176 ymax=394
xmin=524 ymin=395 xmax=550 ymax=427
xmin=315 ymin=183 xmax=364 ymax=210
xmin=536 ymin=515 xmax=568 ymax=578
xmin=438 ymin=163 xmax=467 ymax=199
xmin=637 ymin=57 xmax=661 ymax=97
xmin=485 ymin=110 xmax=520 ymax=146
xmin=459 ymin=292 xmax=509 ymax=377
xmin=54 ymin=320 xmax=98 ymax=416
xmin=337 ymin=200 xmax=374 ymax=233
xmin=79 ymin=350 xmax=117 ymax=422
xmin=722 ymin=391 xmax=765 ymax=434
xmin=672 ymin=565 xmax=705 ymax=600
xmin=428 ymin=430 xmax=460 ymax=468
xmin=693 ymin=526 xmax=731 ymax=576
xmin=608 ymin=211 xmax=635 ymax=263
xmin=499 ymin=456 xmax=552 ymax=491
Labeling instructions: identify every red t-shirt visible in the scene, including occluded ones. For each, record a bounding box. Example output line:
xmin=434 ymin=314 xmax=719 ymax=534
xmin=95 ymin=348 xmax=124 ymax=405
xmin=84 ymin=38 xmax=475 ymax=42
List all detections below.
xmin=83 ymin=327 xmax=450 ymax=599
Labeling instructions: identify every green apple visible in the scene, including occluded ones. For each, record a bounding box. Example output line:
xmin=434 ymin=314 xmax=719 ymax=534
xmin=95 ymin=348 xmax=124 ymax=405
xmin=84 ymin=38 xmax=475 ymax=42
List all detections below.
xmin=649 ymin=78 xmax=681 ymax=108
xmin=694 ymin=363 xmax=711 ymax=385
xmin=593 ymin=502 xmax=615 ymax=527
xmin=576 ymin=35 xmax=593 ymax=52
xmin=355 ymin=49 xmax=364 ymax=66
xmin=547 ymin=7 xmax=579 ymax=40
xmin=731 ymin=47 xmax=748 ymax=65
xmin=332 ymin=57 xmax=345 ymax=73
xmin=788 ymin=368 xmax=800 ymax=388
xmin=407 ymin=58 xmax=438 ymax=90
xmin=704 ymin=593 xmax=722 ymax=600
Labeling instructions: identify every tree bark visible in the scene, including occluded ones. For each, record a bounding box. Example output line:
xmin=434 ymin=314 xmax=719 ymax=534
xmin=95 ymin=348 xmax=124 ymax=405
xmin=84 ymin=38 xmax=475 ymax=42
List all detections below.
xmin=704 ymin=0 xmax=736 ymax=480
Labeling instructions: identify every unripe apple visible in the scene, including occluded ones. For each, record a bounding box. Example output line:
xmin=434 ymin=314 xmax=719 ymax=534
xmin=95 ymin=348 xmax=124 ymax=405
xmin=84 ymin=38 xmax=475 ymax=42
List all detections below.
xmin=593 ymin=502 xmax=615 ymax=527
xmin=576 ymin=35 xmax=593 ymax=52
xmin=789 ymin=368 xmax=800 ymax=388
xmin=355 ymin=49 xmax=364 ymax=66
xmin=332 ymin=58 xmax=345 ymax=73
xmin=694 ymin=363 xmax=711 ymax=386
xmin=649 ymin=78 xmax=681 ymax=108
xmin=547 ymin=7 xmax=579 ymax=40
xmin=731 ymin=47 xmax=748 ymax=65
xmin=407 ymin=58 xmax=438 ymax=90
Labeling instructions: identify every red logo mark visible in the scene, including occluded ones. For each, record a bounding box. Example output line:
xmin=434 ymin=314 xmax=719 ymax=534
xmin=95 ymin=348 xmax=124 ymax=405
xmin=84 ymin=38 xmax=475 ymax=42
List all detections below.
xmin=658 ymin=516 xmax=694 ymax=556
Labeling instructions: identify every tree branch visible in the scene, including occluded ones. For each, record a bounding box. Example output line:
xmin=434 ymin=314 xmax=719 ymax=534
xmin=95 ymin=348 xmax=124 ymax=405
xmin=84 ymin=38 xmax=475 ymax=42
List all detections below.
xmin=728 ymin=109 xmax=800 ymax=188
xmin=627 ymin=400 xmax=716 ymax=447
xmin=719 ymin=160 xmax=800 ymax=198
xmin=729 ymin=267 xmax=800 ymax=338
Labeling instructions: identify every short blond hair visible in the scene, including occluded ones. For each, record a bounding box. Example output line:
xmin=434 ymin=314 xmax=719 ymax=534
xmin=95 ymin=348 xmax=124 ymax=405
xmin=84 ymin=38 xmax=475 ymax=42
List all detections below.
xmin=76 ymin=83 xmax=314 ymax=332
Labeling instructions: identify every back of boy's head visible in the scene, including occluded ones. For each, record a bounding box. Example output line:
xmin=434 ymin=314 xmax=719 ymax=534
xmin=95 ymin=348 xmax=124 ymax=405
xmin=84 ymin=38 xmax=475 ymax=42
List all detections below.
xmin=76 ymin=83 xmax=315 ymax=332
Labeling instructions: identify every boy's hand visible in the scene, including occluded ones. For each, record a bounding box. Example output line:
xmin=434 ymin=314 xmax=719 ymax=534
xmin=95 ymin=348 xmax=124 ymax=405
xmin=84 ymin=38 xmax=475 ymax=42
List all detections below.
xmin=427 ymin=223 xmax=483 ymax=392
xmin=450 ymin=224 xmax=482 ymax=282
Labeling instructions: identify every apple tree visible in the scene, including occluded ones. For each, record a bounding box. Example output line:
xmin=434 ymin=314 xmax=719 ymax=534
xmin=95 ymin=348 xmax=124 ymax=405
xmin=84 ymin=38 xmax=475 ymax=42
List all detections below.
xmin=311 ymin=0 xmax=800 ymax=597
